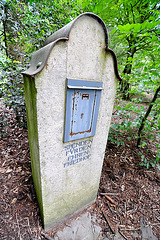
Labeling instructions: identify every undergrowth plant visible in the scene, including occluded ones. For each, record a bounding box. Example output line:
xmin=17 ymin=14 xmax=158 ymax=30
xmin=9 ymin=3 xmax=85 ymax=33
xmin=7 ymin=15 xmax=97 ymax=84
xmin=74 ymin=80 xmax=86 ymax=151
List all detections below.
xmin=0 ymin=58 xmax=26 ymax=128
xmin=108 ymin=98 xmax=160 ymax=169
xmin=0 ymin=0 xmax=83 ymax=131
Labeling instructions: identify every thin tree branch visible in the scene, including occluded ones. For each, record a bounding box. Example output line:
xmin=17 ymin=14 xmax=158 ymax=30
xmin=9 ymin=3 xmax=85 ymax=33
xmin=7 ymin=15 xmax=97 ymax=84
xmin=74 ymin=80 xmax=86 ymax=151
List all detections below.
xmin=130 ymin=3 xmax=135 ymax=23
xmin=137 ymin=85 xmax=160 ymax=147
xmin=136 ymin=41 xmax=152 ymax=51
xmin=132 ymin=0 xmax=143 ymax=8
xmin=2 ymin=4 xmax=8 ymax=57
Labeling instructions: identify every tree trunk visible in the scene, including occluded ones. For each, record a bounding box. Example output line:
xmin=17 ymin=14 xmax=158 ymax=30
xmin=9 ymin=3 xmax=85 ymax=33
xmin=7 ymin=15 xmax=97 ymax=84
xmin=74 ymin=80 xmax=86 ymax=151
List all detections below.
xmin=2 ymin=4 xmax=8 ymax=57
xmin=121 ymin=45 xmax=136 ymax=100
xmin=137 ymin=85 xmax=160 ymax=147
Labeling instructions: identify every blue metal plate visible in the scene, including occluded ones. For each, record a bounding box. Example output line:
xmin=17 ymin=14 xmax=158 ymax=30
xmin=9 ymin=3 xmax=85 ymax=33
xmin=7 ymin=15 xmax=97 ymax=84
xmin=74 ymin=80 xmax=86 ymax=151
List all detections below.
xmin=64 ymin=79 xmax=102 ymax=142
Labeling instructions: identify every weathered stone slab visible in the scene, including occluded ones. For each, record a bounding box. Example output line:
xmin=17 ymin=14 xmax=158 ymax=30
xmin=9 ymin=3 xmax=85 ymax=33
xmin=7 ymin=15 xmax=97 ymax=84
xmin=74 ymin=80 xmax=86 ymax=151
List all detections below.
xmin=54 ymin=212 xmax=102 ymax=240
xmin=23 ymin=13 xmax=121 ymax=231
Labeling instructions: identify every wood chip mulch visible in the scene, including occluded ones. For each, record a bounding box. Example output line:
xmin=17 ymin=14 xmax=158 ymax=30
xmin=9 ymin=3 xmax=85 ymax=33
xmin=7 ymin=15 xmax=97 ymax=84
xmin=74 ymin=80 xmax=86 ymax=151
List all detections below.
xmin=0 ymin=104 xmax=160 ymax=240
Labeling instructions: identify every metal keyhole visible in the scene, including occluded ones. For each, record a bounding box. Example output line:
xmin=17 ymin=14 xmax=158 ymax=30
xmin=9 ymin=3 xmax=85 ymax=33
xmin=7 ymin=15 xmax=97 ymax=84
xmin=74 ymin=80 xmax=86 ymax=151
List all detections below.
xmin=82 ymin=94 xmax=89 ymax=100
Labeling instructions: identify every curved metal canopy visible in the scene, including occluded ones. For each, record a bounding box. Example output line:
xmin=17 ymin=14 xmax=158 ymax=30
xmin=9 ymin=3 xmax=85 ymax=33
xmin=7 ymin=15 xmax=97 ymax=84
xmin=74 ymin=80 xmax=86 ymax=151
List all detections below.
xmin=22 ymin=12 xmax=122 ymax=82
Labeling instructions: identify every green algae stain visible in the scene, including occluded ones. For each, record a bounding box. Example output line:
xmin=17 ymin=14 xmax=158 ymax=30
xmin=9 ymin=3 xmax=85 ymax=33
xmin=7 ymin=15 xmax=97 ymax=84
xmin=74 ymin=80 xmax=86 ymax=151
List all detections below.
xmin=43 ymin=183 xmax=98 ymax=230
xmin=23 ymin=75 xmax=44 ymax=222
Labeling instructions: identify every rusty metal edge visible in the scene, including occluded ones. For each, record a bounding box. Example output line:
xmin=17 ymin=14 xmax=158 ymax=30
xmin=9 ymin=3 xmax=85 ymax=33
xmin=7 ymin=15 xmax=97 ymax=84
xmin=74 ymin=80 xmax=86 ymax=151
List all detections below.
xmin=22 ymin=12 xmax=122 ymax=82
xmin=107 ymin=48 xmax=122 ymax=82
xmin=22 ymin=38 xmax=68 ymax=77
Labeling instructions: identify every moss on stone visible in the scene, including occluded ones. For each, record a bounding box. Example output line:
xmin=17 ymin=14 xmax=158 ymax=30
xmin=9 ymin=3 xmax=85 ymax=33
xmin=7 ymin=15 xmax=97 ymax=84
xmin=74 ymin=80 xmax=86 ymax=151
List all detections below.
xmin=43 ymin=184 xmax=97 ymax=231
xmin=23 ymin=76 xmax=44 ymax=222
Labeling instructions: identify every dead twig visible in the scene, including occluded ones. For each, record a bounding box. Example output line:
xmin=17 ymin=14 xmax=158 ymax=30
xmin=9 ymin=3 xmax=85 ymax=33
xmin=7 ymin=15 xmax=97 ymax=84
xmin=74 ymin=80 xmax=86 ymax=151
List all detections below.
xmin=124 ymin=201 xmax=126 ymax=219
xmin=106 ymin=201 xmax=115 ymax=214
xmin=16 ymin=213 xmax=21 ymax=239
xmin=41 ymin=232 xmax=54 ymax=240
xmin=120 ymin=223 xmax=160 ymax=232
xmin=0 ymin=215 xmax=28 ymax=227
xmin=26 ymin=217 xmax=33 ymax=239
xmin=120 ymin=227 xmax=140 ymax=231
xmin=102 ymin=210 xmax=115 ymax=234
xmin=118 ymin=229 xmax=129 ymax=240
xmin=113 ymin=208 xmax=123 ymax=225
xmin=150 ymin=223 xmax=160 ymax=226
xmin=0 ymin=215 xmax=7 ymax=223
xmin=100 ymin=192 xmax=119 ymax=195
xmin=106 ymin=201 xmax=122 ymax=224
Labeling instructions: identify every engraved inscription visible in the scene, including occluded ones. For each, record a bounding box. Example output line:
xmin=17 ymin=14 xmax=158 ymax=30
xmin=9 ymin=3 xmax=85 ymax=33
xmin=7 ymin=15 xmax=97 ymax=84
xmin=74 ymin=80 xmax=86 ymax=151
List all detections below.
xmin=64 ymin=139 xmax=93 ymax=167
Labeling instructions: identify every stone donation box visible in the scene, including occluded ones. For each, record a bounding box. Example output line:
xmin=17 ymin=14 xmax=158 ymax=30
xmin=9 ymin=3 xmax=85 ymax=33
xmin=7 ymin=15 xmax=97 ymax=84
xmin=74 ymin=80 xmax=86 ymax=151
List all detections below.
xmin=23 ymin=13 xmax=121 ymax=230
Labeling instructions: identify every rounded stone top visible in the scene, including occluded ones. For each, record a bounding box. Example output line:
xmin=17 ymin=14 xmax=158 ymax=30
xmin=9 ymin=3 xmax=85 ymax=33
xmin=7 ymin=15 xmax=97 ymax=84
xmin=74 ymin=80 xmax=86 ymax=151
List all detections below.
xmin=43 ymin=12 xmax=109 ymax=47
xmin=22 ymin=12 xmax=122 ymax=82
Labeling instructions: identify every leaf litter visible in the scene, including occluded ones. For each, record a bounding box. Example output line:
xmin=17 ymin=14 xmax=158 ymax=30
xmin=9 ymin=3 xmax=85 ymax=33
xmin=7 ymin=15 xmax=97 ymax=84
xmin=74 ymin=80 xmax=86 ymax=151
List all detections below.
xmin=0 ymin=103 xmax=160 ymax=239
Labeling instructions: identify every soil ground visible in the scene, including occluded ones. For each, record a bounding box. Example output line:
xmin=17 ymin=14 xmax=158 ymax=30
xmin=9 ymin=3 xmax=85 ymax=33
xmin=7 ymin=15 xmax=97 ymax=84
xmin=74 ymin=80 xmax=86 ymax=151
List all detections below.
xmin=0 ymin=101 xmax=160 ymax=240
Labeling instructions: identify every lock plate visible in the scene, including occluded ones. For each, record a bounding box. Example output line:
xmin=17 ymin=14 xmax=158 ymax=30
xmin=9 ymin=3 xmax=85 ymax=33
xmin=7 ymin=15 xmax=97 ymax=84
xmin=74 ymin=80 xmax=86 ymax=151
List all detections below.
xmin=64 ymin=79 xmax=102 ymax=142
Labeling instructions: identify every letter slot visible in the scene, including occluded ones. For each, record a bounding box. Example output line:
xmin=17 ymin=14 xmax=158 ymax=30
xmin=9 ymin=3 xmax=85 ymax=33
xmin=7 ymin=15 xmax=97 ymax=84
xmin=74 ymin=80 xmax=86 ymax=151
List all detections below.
xmin=64 ymin=79 xmax=103 ymax=142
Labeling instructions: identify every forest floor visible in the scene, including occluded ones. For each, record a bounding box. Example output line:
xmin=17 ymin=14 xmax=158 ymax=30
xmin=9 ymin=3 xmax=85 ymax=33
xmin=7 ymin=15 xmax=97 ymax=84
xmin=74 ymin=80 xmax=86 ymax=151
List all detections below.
xmin=0 ymin=100 xmax=160 ymax=240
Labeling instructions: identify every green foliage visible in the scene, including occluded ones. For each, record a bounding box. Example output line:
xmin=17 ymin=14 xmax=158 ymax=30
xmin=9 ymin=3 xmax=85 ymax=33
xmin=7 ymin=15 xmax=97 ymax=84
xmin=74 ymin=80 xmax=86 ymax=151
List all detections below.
xmin=108 ymin=98 xmax=160 ymax=168
xmin=0 ymin=0 xmax=83 ymax=127
xmin=139 ymin=151 xmax=160 ymax=170
xmin=82 ymin=0 xmax=160 ymax=169
xmin=0 ymin=58 xmax=26 ymax=127
xmin=0 ymin=0 xmax=83 ymax=59
xmin=0 ymin=0 xmax=159 ymax=169
xmin=83 ymin=0 xmax=160 ymax=97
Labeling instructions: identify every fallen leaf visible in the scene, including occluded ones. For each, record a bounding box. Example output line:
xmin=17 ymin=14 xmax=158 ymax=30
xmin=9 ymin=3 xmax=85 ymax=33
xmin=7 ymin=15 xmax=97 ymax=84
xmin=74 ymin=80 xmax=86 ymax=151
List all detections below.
xmin=105 ymin=195 xmax=116 ymax=205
